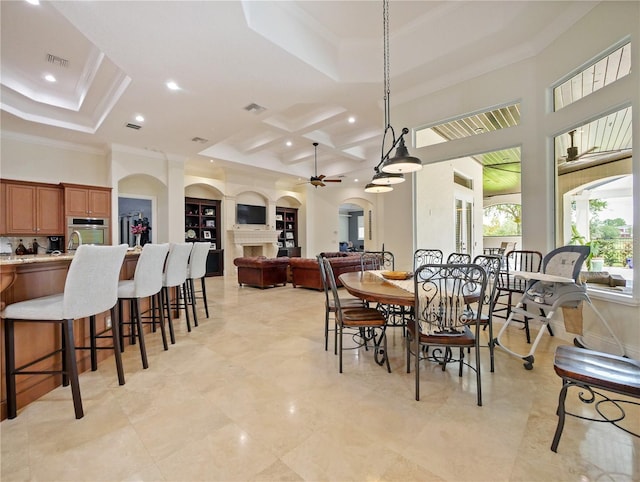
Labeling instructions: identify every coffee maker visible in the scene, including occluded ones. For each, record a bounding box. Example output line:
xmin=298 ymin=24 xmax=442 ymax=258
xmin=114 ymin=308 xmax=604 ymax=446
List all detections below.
xmin=47 ymin=236 xmax=63 ymax=253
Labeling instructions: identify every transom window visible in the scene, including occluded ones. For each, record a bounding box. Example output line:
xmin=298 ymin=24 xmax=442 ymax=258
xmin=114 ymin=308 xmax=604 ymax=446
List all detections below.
xmin=553 ymin=41 xmax=631 ymax=111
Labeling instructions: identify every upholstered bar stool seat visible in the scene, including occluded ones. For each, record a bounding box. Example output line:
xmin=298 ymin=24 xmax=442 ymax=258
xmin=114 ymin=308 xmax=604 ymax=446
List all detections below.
xmin=117 ymin=243 xmax=170 ymax=368
xmin=2 ymin=244 xmax=128 ymax=419
xmin=185 ymin=242 xmax=211 ymax=325
xmin=161 ymin=243 xmax=193 ymax=342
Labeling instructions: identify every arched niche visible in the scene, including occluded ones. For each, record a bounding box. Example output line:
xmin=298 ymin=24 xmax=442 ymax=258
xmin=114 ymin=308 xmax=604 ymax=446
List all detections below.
xmin=339 ymin=197 xmax=373 ymax=252
xmin=275 ymin=195 xmax=301 ymax=209
xmin=118 ymin=173 xmax=167 ymax=244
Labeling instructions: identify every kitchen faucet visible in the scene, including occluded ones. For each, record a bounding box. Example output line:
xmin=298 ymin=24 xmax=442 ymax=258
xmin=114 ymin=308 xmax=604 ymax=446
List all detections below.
xmin=67 ymin=230 xmax=83 ymax=252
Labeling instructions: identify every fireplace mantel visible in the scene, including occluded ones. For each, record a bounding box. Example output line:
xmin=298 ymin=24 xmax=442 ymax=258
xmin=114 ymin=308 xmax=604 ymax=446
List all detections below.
xmin=228 ymin=229 xmax=281 ymax=245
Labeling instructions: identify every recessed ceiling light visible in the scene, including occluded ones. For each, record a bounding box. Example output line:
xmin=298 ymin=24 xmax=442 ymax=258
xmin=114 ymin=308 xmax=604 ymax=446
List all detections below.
xmin=25 ymin=0 xmax=40 ymax=5
xmin=44 ymin=74 xmax=56 ymax=82
xmin=210 ymin=159 xmax=214 ymax=163
xmin=166 ymin=81 xmax=180 ymax=91
xmin=135 ymin=115 xmax=144 ymax=123
xmin=348 ymin=116 xmax=356 ymax=123
xmin=286 ymin=141 xmax=292 ymax=147
xmin=354 ymin=179 xmax=359 ymax=183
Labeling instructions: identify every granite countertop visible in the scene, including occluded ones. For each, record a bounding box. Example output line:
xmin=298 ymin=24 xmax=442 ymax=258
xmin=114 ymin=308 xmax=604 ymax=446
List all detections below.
xmin=0 ymin=248 xmax=140 ymax=266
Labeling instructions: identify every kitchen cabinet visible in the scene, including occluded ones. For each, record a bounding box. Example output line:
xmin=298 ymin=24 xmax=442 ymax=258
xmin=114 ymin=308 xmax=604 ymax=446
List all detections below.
xmin=0 ymin=180 xmax=64 ymax=236
xmin=63 ymin=184 xmax=111 ymax=218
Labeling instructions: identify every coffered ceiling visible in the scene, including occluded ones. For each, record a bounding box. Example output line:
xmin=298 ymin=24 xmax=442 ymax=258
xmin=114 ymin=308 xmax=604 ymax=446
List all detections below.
xmin=1 ymin=1 xmax=600 ymax=187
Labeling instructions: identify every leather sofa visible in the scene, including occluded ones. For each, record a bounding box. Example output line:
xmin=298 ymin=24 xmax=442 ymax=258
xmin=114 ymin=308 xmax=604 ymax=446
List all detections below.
xmin=289 ymin=252 xmax=362 ymax=290
xmin=233 ymin=256 xmax=290 ymax=289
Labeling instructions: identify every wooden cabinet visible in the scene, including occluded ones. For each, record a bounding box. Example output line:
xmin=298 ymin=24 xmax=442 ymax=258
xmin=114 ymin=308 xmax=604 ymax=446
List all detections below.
xmin=0 ymin=180 xmax=64 ymax=235
xmin=276 ymin=207 xmax=300 ymax=257
xmin=185 ymin=197 xmax=224 ymax=276
xmin=63 ymin=184 xmax=111 ymax=217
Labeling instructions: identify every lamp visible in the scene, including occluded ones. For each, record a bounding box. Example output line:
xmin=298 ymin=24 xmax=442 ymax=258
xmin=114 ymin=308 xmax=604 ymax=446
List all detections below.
xmin=364 ymin=182 xmax=393 ymax=193
xmin=364 ymin=0 xmax=422 ymax=193
xmin=371 ymin=170 xmax=404 ymax=185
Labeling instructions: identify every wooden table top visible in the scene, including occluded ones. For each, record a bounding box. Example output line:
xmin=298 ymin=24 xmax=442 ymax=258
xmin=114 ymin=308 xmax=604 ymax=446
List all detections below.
xmin=339 ymin=271 xmax=414 ymax=307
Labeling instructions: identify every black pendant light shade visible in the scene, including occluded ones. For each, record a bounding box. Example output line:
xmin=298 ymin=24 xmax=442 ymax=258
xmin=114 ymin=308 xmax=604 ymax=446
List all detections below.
xmin=364 ymin=182 xmax=393 ymax=193
xmin=371 ymin=170 xmax=405 ymax=185
xmin=380 ymin=137 xmax=422 ymax=174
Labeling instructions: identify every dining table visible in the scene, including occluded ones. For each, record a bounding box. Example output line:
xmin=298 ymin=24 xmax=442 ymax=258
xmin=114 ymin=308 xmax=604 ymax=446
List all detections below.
xmin=338 ymin=271 xmax=414 ymax=307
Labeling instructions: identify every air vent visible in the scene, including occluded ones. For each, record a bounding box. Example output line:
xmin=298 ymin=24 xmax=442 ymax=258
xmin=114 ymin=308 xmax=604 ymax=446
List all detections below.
xmin=244 ymin=103 xmax=266 ymax=114
xmin=46 ymin=53 xmax=69 ymax=68
xmin=125 ymin=123 xmax=142 ymax=130
xmin=191 ymin=136 xmax=209 ymax=143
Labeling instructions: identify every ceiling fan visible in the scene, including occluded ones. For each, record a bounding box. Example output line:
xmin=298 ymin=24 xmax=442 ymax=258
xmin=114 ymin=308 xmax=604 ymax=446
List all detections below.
xmin=559 ymin=130 xmax=598 ymax=163
xmin=303 ymin=142 xmax=342 ymax=188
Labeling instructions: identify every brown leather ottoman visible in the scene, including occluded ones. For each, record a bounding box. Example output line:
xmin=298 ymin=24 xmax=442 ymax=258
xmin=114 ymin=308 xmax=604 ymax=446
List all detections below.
xmin=233 ymin=256 xmax=290 ymax=289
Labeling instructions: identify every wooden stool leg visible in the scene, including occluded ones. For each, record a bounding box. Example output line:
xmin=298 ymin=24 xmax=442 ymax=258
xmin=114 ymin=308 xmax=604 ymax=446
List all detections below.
xmin=89 ymin=315 xmax=98 ymax=371
xmin=109 ymin=305 xmax=125 ymax=385
xmin=62 ymin=318 xmax=84 ymax=419
xmin=551 ymin=379 xmax=570 ymax=452
xmin=201 ymin=277 xmax=209 ymax=318
xmin=162 ymin=287 xmax=176 ymax=344
xmin=189 ymin=279 xmax=198 ymax=327
xmin=133 ymin=299 xmax=149 ymax=369
xmin=155 ymin=292 xmax=169 ymax=351
xmin=5 ymin=318 xmax=17 ymax=419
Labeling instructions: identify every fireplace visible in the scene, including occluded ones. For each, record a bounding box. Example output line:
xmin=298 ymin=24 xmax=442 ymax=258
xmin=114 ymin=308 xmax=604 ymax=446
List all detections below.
xmin=228 ymin=229 xmax=281 ymax=259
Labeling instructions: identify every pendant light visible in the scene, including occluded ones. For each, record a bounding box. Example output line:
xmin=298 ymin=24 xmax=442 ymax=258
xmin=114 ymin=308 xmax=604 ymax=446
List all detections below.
xmin=365 ymin=0 xmax=422 ymax=193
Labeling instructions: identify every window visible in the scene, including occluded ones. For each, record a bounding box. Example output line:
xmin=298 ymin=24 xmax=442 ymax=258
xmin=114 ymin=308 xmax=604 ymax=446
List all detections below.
xmin=553 ymin=41 xmax=631 ymax=111
xmin=555 ymin=107 xmax=633 ymax=297
xmin=483 ymin=204 xmax=521 ymax=236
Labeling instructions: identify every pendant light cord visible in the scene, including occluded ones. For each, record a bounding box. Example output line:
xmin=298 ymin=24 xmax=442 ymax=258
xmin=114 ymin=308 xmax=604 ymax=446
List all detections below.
xmin=379 ymin=0 xmax=398 ymax=169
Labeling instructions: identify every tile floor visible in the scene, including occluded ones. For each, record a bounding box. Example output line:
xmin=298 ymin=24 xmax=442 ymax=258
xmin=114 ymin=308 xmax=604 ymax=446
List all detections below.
xmin=1 ymin=275 xmax=638 ymax=481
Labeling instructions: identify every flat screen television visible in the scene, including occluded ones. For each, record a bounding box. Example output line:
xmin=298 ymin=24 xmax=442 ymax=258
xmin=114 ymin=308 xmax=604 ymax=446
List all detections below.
xmin=236 ymin=204 xmax=266 ymax=225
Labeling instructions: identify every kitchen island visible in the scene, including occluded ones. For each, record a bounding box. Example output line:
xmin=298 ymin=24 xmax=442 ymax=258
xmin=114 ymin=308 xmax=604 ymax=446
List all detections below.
xmin=0 ymin=250 xmax=141 ymax=420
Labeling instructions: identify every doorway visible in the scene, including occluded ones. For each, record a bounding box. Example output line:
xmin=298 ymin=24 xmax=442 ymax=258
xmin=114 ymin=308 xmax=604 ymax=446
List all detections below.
xmin=455 ymin=192 xmax=473 ymax=254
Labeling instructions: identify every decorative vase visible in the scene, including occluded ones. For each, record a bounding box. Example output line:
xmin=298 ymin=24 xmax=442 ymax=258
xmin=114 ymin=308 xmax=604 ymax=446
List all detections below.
xmin=135 ymin=234 xmax=142 ymax=248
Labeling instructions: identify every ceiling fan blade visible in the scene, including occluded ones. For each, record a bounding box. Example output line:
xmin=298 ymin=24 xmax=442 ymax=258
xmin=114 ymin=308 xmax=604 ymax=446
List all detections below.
xmin=574 ymin=146 xmax=598 ymax=160
xmin=318 ymin=174 xmax=326 ymax=180
xmin=323 ymin=179 xmax=342 ymax=182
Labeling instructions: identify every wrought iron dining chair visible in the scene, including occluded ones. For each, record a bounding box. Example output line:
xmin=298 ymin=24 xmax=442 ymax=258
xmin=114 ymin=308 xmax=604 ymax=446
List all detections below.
xmin=446 ymin=252 xmax=472 ymax=264
xmin=472 ymin=254 xmax=502 ymax=372
xmin=360 ymin=251 xmax=394 ymax=271
xmin=492 ymin=249 xmax=543 ymax=343
xmin=407 ymin=262 xmax=487 ymax=405
xmin=323 ymin=257 xmax=391 ymax=374
xmin=413 ymin=249 xmax=443 ymax=270
xmin=317 ymin=255 xmax=365 ymax=353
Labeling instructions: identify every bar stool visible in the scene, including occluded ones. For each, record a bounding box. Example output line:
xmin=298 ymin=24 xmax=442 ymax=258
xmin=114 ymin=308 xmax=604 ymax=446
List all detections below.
xmin=117 ymin=243 xmax=170 ymax=369
xmin=1 ymin=244 xmax=128 ymax=419
xmin=184 ymin=241 xmax=211 ymax=326
xmin=161 ymin=243 xmax=193 ymax=343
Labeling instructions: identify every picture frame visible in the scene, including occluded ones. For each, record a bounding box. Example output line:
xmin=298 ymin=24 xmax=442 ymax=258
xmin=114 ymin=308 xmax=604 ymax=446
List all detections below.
xmin=285 ymin=240 xmax=294 ymax=248
xmin=205 ymin=220 xmax=215 ymax=227
xmin=203 ymin=208 xmax=214 ymax=216
xmin=211 ymin=243 xmax=216 ymax=250
xmin=277 ymin=241 xmax=283 ymax=248
xmin=203 ymin=231 xmax=212 ymax=239
xmin=285 ymin=232 xmax=294 ymax=239
xmin=275 ymin=214 xmax=283 ymax=221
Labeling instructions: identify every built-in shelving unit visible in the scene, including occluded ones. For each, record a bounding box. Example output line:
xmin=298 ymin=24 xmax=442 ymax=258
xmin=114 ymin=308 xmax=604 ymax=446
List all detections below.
xmin=276 ymin=207 xmax=301 ymax=257
xmin=184 ymin=197 xmax=223 ymax=276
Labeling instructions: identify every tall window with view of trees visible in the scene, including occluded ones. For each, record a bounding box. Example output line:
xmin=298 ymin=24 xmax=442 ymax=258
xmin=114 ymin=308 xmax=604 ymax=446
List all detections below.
xmin=483 ymin=203 xmax=521 ymax=236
